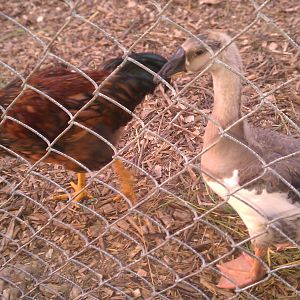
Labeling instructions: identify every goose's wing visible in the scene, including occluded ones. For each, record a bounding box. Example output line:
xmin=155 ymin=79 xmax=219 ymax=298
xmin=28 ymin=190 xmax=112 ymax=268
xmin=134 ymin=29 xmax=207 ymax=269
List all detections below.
xmin=239 ymin=125 xmax=300 ymax=203
xmin=245 ymin=125 xmax=300 ymax=158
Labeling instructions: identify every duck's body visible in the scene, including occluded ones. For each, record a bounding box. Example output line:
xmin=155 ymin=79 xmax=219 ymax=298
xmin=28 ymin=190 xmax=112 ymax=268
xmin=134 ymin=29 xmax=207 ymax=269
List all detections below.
xmin=158 ymin=31 xmax=300 ymax=288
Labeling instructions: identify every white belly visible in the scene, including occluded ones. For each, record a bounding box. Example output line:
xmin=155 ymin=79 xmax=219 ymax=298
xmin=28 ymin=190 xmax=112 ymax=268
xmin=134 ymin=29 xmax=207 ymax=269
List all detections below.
xmin=204 ymin=170 xmax=300 ymax=244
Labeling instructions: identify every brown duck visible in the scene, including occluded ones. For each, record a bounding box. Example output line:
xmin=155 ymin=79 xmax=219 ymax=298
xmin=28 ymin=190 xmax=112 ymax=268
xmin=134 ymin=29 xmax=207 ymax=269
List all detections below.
xmin=158 ymin=31 xmax=300 ymax=289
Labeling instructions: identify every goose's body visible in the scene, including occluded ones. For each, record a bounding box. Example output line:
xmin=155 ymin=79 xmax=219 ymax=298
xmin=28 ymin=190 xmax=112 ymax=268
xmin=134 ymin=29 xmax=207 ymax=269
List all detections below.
xmin=201 ymin=65 xmax=300 ymax=249
xmin=158 ymin=31 xmax=300 ymax=288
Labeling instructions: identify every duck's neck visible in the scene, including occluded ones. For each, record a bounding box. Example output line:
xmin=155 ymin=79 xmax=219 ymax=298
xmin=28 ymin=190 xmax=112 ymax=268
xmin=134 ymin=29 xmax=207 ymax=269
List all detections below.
xmin=203 ymin=66 xmax=244 ymax=149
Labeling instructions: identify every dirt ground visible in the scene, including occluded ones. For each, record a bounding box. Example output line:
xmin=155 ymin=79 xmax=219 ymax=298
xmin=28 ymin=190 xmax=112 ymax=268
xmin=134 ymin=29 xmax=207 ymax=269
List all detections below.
xmin=0 ymin=0 xmax=300 ymax=299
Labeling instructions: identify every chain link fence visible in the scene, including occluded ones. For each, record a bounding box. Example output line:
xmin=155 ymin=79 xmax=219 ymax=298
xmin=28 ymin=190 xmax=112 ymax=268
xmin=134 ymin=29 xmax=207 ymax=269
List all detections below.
xmin=1 ymin=0 xmax=300 ymax=299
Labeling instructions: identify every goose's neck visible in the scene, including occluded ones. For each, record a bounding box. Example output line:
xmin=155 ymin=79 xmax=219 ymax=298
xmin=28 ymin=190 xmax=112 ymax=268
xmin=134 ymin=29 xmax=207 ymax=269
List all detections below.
xmin=203 ymin=66 xmax=244 ymax=148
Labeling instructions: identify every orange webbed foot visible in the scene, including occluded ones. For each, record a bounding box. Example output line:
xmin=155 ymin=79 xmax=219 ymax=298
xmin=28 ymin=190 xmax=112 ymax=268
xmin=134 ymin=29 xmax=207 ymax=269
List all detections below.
xmin=217 ymin=252 xmax=266 ymax=289
xmin=275 ymin=243 xmax=295 ymax=251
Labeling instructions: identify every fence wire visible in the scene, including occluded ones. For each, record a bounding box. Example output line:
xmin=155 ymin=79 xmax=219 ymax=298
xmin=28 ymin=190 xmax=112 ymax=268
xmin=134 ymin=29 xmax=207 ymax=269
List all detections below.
xmin=0 ymin=0 xmax=300 ymax=299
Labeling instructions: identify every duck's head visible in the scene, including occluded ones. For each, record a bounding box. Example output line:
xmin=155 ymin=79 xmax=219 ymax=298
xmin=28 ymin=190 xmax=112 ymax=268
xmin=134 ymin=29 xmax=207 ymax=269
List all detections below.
xmin=158 ymin=31 xmax=242 ymax=80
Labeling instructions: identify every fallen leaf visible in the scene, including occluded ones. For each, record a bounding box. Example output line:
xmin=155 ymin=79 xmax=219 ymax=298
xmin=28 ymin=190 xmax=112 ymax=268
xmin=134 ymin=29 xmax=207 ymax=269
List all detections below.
xmin=37 ymin=16 xmax=44 ymax=22
xmin=127 ymin=0 xmax=136 ymax=8
xmin=200 ymin=0 xmax=224 ymax=4
xmin=268 ymin=42 xmax=278 ymax=51
xmin=153 ymin=165 xmax=162 ymax=178
xmin=184 ymin=115 xmax=195 ymax=123
xmin=144 ymin=132 xmax=155 ymax=141
xmin=129 ymin=245 xmax=142 ymax=258
xmin=132 ymin=288 xmax=141 ymax=298
xmin=100 ymin=203 xmax=115 ymax=214
xmin=192 ymin=129 xmax=200 ymax=136
xmin=45 ymin=248 xmax=53 ymax=259
xmin=115 ymin=219 xmax=130 ymax=231
xmin=137 ymin=268 xmax=147 ymax=277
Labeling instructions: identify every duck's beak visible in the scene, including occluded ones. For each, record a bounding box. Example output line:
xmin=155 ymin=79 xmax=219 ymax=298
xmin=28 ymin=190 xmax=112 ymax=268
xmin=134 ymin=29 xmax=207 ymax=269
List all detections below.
xmin=156 ymin=47 xmax=186 ymax=82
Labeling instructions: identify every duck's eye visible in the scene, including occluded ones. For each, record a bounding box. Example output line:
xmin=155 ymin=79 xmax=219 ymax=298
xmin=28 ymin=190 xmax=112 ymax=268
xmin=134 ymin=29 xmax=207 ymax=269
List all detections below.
xmin=195 ymin=50 xmax=203 ymax=55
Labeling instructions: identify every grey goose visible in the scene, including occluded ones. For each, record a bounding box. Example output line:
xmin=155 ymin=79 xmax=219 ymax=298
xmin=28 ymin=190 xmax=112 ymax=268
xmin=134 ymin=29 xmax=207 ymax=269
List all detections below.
xmin=158 ymin=31 xmax=300 ymax=289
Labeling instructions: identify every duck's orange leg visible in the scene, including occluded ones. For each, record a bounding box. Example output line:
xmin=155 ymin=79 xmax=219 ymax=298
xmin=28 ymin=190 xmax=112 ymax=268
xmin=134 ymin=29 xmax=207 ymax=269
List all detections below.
xmin=217 ymin=247 xmax=267 ymax=289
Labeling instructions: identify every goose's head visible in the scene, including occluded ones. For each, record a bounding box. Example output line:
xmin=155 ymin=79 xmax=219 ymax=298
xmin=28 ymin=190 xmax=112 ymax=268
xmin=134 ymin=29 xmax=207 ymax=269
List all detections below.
xmin=158 ymin=31 xmax=242 ymax=79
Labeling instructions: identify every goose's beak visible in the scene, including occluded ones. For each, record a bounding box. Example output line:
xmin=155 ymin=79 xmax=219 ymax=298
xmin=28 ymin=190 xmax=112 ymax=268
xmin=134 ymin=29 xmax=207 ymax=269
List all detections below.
xmin=156 ymin=47 xmax=186 ymax=82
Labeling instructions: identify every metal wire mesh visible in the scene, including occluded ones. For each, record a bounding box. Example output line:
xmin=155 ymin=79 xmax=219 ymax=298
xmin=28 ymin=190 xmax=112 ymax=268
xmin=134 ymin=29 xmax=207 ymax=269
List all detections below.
xmin=0 ymin=0 xmax=300 ymax=299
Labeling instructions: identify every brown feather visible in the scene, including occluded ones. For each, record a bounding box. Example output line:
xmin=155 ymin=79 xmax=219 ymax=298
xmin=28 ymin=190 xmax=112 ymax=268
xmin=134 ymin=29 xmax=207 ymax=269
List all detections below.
xmin=0 ymin=53 xmax=169 ymax=172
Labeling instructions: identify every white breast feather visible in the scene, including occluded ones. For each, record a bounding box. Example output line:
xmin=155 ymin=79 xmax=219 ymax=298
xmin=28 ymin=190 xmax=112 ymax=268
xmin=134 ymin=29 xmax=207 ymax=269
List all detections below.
xmin=205 ymin=170 xmax=300 ymax=239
